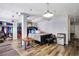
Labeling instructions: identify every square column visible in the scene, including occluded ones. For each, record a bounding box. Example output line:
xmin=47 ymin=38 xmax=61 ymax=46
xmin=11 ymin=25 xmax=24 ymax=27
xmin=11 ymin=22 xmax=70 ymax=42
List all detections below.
xmin=13 ymin=20 xmax=17 ymax=40
xmin=21 ymin=15 xmax=27 ymax=39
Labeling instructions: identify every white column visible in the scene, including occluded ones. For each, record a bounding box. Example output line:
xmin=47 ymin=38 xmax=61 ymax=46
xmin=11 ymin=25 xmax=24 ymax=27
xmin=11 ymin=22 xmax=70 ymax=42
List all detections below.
xmin=13 ymin=19 xmax=17 ymax=40
xmin=21 ymin=15 xmax=27 ymax=39
xmin=3 ymin=22 xmax=7 ymax=33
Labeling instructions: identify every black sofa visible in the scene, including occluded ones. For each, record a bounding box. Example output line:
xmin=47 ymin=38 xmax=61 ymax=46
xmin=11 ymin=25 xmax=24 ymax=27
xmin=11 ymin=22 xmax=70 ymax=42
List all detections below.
xmin=35 ymin=34 xmax=56 ymax=45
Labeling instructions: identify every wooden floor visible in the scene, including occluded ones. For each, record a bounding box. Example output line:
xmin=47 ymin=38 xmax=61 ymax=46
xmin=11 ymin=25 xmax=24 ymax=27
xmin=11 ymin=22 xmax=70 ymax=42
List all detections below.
xmin=12 ymin=40 xmax=79 ymax=56
xmin=0 ymin=40 xmax=19 ymax=56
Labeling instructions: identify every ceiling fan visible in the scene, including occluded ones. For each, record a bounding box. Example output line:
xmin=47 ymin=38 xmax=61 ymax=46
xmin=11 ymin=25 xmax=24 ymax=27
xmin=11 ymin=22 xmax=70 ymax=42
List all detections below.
xmin=29 ymin=3 xmax=55 ymax=18
xmin=43 ymin=3 xmax=54 ymax=18
xmin=16 ymin=3 xmax=55 ymax=22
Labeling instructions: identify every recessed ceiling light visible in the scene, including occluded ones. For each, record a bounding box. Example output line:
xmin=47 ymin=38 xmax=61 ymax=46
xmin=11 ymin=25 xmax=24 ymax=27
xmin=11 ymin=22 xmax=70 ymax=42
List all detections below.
xmin=30 ymin=9 xmax=32 ymax=11
xmin=16 ymin=12 xmax=21 ymax=16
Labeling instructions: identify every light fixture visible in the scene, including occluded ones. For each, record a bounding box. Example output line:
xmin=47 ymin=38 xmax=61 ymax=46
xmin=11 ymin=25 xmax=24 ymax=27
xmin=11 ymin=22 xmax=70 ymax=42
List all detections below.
xmin=16 ymin=12 xmax=21 ymax=16
xmin=43 ymin=3 xmax=54 ymax=18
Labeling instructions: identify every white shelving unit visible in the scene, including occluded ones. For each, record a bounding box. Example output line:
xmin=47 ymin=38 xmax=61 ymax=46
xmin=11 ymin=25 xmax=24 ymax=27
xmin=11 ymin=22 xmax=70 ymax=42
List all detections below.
xmin=57 ymin=33 xmax=66 ymax=45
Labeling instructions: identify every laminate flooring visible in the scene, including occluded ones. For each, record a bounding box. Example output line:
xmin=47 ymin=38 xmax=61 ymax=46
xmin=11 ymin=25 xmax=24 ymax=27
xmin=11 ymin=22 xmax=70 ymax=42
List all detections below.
xmin=12 ymin=40 xmax=79 ymax=56
xmin=0 ymin=40 xmax=19 ymax=56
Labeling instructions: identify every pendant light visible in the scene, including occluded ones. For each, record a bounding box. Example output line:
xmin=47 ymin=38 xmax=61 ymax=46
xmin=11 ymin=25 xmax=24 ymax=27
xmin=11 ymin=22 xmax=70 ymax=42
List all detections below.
xmin=43 ymin=3 xmax=54 ymax=18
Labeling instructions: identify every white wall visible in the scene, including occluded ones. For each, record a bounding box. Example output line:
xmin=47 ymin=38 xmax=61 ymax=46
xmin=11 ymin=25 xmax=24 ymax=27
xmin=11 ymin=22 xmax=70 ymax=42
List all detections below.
xmin=0 ymin=17 xmax=13 ymax=23
xmin=37 ymin=16 xmax=68 ymax=44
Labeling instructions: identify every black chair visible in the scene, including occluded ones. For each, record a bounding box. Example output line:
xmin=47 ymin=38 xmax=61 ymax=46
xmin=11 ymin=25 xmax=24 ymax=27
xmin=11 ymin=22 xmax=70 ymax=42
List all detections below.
xmin=46 ymin=34 xmax=56 ymax=45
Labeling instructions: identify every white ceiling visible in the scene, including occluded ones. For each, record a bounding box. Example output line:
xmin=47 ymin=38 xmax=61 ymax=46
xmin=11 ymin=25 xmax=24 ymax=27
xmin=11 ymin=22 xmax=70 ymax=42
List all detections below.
xmin=0 ymin=3 xmax=79 ymax=20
